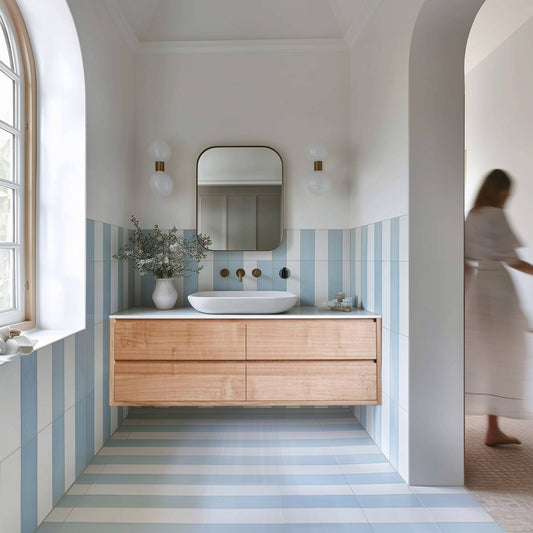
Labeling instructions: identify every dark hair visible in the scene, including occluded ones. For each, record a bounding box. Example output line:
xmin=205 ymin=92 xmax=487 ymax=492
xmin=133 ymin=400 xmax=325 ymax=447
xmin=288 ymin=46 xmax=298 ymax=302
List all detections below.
xmin=471 ymin=169 xmax=512 ymax=211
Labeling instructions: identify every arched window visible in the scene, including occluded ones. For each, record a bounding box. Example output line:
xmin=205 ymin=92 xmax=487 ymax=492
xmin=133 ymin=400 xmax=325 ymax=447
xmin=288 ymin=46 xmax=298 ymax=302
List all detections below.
xmin=0 ymin=0 xmax=35 ymax=328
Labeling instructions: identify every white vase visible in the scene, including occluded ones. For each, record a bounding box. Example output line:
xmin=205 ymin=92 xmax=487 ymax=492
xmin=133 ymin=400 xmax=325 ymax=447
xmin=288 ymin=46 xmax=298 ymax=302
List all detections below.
xmin=152 ymin=278 xmax=178 ymax=309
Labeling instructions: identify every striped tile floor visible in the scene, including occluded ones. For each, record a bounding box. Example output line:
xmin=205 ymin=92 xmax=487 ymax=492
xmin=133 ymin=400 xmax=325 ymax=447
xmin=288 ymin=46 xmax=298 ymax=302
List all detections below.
xmin=38 ymin=407 xmax=502 ymax=532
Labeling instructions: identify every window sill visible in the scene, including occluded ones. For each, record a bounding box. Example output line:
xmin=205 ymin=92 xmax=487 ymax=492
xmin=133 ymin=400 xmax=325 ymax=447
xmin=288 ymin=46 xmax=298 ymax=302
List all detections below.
xmin=0 ymin=327 xmax=82 ymax=368
xmin=27 ymin=327 xmax=82 ymax=351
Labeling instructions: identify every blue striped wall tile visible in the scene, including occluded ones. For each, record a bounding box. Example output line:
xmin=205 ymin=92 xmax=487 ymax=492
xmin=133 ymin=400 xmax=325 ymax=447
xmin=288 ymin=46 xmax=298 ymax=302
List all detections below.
xmin=328 ymin=229 xmax=343 ymax=300
xmin=85 ymin=326 xmax=95 ymax=464
xmin=390 ymin=398 xmax=400 ymax=470
xmin=20 ymin=351 xmax=37 ymax=446
xmin=390 ymin=218 xmax=400 ymax=334
xmin=52 ymin=341 xmax=64 ymax=423
xmin=257 ymin=260 xmax=273 ymax=291
xmin=328 ymin=229 xmax=342 ymax=261
xmin=20 ymin=436 xmax=37 ymax=533
xmin=300 ymin=230 xmax=315 ymax=261
xmin=86 ymin=220 xmax=95 ymax=327
xmin=75 ymin=331 xmax=86 ymax=403
xmin=103 ymin=320 xmax=111 ymax=442
xmin=128 ymin=229 xmax=136 ymax=308
xmin=117 ymin=227 xmax=124 ymax=311
xmin=52 ymin=415 xmax=65 ymax=506
xmin=86 ymin=390 xmax=95 ymax=464
xmin=272 ymin=230 xmax=287 ymax=261
xmin=103 ymin=223 xmax=111 ymax=262
xmin=86 ymin=219 xmax=95 ymax=263
xmin=361 ymin=226 xmax=367 ymax=309
xmin=85 ymin=327 xmax=94 ymax=396
xmin=389 ymin=218 xmax=401 ymax=475
xmin=328 ymin=261 xmax=343 ymax=300
xmin=214 ymin=251 xmax=229 ymax=291
xmin=350 ymin=228 xmax=355 ymax=302
xmin=390 ymin=332 xmax=400 ymax=405
xmin=75 ymin=397 xmax=86 ymax=477
xmin=272 ymin=233 xmax=287 ymax=291
xmin=391 ymin=217 xmax=400 ymax=262
xmin=183 ymin=230 xmax=199 ymax=305
xmin=103 ymin=223 xmax=111 ymax=319
xmin=374 ymin=222 xmax=382 ymax=314
xmin=300 ymin=261 xmax=315 ymax=306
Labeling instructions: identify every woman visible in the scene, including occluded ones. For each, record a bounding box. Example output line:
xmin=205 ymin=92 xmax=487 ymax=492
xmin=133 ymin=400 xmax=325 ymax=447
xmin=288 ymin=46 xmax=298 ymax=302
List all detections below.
xmin=465 ymin=169 xmax=533 ymax=445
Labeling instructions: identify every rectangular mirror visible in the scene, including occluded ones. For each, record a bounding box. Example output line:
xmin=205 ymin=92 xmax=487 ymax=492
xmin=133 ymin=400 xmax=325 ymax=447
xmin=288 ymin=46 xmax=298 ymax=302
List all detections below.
xmin=196 ymin=146 xmax=283 ymax=251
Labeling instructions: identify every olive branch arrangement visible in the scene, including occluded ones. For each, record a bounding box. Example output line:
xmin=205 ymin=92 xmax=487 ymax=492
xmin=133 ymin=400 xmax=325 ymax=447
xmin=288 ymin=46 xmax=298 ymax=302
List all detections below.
xmin=114 ymin=216 xmax=211 ymax=279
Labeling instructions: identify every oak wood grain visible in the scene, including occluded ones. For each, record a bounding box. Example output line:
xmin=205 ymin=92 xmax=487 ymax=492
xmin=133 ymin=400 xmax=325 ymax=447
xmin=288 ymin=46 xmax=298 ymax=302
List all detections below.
xmin=246 ymin=319 xmax=377 ymax=360
xmin=246 ymin=361 xmax=377 ymax=402
xmin=113 ymin=319 xmax=246 ymax=361
xmin=114 ymin=361 xmax=246 ymax=404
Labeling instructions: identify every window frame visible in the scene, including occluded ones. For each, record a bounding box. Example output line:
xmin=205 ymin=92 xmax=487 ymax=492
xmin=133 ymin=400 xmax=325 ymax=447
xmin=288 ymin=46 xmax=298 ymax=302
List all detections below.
xmin=0 ymin=0 xmax=35 ymax=330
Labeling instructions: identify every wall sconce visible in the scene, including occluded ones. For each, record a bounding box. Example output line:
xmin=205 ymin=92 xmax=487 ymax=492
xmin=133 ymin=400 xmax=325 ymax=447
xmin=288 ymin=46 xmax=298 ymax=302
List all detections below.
xmin=306 ymin=142 xmax=331 ymax=196
xmin=148 ymin=140 xmax=173 ymax=197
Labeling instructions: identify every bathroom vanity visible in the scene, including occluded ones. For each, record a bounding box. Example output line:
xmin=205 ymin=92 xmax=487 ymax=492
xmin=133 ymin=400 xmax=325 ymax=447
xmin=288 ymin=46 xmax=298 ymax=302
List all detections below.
xmin=109 ymin=307 xmax=381 ymax=406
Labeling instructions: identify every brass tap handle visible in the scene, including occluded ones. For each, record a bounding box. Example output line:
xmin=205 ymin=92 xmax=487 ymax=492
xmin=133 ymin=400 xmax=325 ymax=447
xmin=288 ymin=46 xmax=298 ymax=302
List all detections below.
xmin=252 ymin=268 xmax=262 ymax=278
xmin=236 ymin=268 xmax=245 ymax=282
xmin=220 ymin=268 xmax=229 ymax=277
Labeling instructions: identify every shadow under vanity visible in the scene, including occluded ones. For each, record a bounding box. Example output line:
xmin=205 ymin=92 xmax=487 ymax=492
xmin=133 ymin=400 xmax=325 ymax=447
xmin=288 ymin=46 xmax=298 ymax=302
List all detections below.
xmin=110 ymin=146 xmax=382 ymax=407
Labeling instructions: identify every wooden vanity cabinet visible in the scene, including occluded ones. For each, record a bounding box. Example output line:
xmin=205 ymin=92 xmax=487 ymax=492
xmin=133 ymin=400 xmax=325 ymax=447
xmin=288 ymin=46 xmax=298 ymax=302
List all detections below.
xmin=110 ymin=317 xmax=381 ymax=406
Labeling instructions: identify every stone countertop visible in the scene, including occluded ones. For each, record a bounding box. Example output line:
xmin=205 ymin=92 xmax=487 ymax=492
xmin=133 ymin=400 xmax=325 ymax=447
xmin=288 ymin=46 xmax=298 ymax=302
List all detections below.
xmin=110 ymin=307 xmax=380 ymax=319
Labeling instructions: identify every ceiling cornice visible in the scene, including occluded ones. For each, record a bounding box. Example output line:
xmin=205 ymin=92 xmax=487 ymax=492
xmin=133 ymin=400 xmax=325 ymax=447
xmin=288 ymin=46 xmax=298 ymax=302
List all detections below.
xmin=344 ymin=0 xmax=382 ymax=48
xmin=104 ymin=0 xmax=350 ymax=55
xmin=104 ymin=0 xmax=139 ymax=52
xmin=138 ymin=39 xmax=348 ymax=55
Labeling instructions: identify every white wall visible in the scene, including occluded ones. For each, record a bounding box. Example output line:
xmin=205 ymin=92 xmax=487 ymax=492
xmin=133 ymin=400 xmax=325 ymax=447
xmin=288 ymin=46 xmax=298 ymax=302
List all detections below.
xmin=134 ymin=50 xmax=351 ymax=230
xmin=67 ymin=0 xmax=136 ymax=229
xmin=409 ymin=0 xmax=484 ymax=486
xmin=349 ymin=0 xmax=423 ymax=229
xmin=465 ymin=15 xmax=533 ymax=325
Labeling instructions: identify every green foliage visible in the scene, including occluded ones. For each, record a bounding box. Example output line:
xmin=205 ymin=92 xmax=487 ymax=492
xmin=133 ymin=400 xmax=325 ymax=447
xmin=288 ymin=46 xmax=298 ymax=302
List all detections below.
xmin=114 ymin=216 xmax=211 ymax=279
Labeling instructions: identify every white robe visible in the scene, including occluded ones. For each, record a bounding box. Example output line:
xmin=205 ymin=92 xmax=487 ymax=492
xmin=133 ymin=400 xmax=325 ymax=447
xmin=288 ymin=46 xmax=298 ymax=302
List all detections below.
xmin=465 ymin=206 xmax=531 ymax=418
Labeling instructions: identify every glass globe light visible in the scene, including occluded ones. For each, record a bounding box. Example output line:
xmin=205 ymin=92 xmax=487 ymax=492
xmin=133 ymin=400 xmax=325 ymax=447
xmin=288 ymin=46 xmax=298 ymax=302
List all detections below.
xmin=149 ymin=171 xmax=174 ymax=197
xmin=306 ymin=170 xmax=331 ymax=196
xmin=148 ymin=140 xmax=171 ymax=162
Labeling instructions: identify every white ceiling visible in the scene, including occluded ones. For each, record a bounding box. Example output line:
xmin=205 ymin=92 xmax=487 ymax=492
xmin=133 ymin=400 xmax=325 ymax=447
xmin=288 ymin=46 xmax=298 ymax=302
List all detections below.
xmin=107 ymin=0 xmax=533 ymax=62
xmin=108 ymin=0 xmax=380 ymax=44
xmin=466 ymin=0 xmax=533 ymax=72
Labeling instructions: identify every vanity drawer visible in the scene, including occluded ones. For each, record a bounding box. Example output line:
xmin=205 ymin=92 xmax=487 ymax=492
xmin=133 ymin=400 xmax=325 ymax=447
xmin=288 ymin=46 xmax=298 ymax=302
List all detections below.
xmin=112 ymin=319 xmax=246 ymax=361
xmin=246 ymin=319 xmax=377 ymax=360
xmin=246 ymin=361 xmax=378 ymax=403
xmin=113 ymin=361 xmax=246 ymax=404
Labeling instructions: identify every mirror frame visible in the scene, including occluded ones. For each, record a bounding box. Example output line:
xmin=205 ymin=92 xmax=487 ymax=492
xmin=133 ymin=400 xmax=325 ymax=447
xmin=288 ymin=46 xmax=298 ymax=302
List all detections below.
xmin=196 ymin=145 xmax=284 ymax=252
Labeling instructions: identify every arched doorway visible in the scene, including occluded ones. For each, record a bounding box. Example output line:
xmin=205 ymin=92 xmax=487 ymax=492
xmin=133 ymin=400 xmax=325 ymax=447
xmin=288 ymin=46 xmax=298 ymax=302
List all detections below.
xmin=464 ymin=2 xmax=533 ymax=528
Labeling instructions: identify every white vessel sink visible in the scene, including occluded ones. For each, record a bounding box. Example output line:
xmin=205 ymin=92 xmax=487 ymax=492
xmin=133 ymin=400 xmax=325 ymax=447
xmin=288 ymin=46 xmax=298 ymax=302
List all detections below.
xmin=188 ymin=291 xmax=298 ymax=314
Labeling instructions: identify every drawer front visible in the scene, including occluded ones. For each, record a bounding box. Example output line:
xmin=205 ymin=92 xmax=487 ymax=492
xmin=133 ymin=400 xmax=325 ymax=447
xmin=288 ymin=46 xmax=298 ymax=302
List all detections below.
xmin=247 ymin=361 xmax=377 ymax=402
xmin=113 ymin=319 xmax=245 ymax=360
xmin=246 ymin=319 xmax=377 ymax=360
xmin=114 ymin=361 xmax=246 ymax=403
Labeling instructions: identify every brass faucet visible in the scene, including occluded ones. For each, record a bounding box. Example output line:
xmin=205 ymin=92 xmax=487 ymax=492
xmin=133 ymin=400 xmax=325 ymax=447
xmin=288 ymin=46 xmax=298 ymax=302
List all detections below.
xmin=236 ymin=269 xmax=245 ymax=282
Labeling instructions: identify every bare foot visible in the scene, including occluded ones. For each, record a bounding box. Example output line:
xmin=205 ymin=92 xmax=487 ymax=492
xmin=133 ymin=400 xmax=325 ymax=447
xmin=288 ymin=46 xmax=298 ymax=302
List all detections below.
xmin=485 ymin=430 xmax=521 ymax=446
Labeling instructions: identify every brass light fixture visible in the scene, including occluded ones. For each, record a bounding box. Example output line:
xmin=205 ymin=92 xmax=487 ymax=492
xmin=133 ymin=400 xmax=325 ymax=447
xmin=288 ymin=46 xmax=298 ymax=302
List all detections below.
xmin=148 ymin=140 xmax=173 ymax=196
xmin=306 ymin=143 xmax=331 ymax=195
